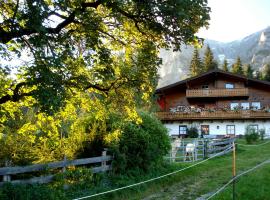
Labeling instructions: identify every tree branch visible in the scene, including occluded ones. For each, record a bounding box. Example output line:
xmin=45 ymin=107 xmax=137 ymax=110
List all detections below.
xmin=0 ymin=1 xmax=103 ymax=44
xmin=0 ymin=82 xmax=34 ymax=104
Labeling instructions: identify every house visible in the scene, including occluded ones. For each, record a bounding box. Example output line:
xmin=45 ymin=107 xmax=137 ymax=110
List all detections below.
xmin=155 ymin=69 xmax=270 ymax=138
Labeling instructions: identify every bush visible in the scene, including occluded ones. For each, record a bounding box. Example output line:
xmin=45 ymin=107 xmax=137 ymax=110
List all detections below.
xmin=111 ymin=111 xmax=170 ymax=174
xmin=187 ymin=126 xmax=199 ymax=138
xmin=0 ymin=183 xmax=66 ymax=200
xmin=245 ymin=126 xmax=259 ymax=144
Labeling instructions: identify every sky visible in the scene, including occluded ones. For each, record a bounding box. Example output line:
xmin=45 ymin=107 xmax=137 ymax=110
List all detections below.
xmin=198 ymin=0 xmax=270 ymax=42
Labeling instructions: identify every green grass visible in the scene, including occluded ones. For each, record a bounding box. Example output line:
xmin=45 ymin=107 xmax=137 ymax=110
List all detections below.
xmin=1 ymin=139 xmax=270 ymax=200
xmin=63 ymin=139 xmax=270 ymax=200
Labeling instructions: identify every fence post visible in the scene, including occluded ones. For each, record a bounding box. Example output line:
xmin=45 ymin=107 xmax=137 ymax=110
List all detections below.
xmin=204 ymin=140 xmax=208 ymax=159
xmin=62 ymin=155 xmax=67 ymax=173
xmin=3 ymin=160 xmax=11 ymax=182
xmin=101 ymin=150 xmax=107 ymax=171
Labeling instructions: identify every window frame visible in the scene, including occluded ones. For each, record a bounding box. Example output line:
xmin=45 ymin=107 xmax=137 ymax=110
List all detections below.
xmin=251 ymin=102 xmax=261 ymax=110
xmin=225 ymin=83 xmax=235 ymax=89
xmin=179 ymin=125 xmax=187 ymax=135
xmin=241 ymin=102 xmax=250 ymax=110
xmin=230 ymin=102 xmax=239 ymax=110
xmin=226 ymin=125 xmax=235 ymax=135
xmin=201 ymin=125 xmax=210 ymax=135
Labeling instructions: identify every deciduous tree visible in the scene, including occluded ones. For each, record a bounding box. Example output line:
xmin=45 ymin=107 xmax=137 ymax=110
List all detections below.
xmin=0 ymin=0 xmax=210 ymax=114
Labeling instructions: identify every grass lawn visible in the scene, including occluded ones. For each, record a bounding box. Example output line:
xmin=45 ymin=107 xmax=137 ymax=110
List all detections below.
xmin=71 ymin=138 xmax=270 ymax=200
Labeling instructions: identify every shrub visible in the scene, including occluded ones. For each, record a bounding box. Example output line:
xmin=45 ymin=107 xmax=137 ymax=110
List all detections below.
xmin=111 ymin=111 xmax=170 ymax=174
xmin=0 ymin=183 xmax=66 ymax=200
xmin=187 ymin=126 xmax=199 ymax=138
xmin=245 ymin=126 xmax=259 ymax=144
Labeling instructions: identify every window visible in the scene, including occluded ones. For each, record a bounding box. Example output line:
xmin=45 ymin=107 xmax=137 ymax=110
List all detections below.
xmin=201 ymin=125 xmax=209 ymax=135
xmin=202 ymin=85 xmax=209 ymax=89
xmin=248 ymin=125 xmax=258 ymax=133
xmin=226 ymin=125 xmax=235 ymax=135
xmin=230 ymin=103 xmax=239 ymax=110
xmin=225 ymin=83 xmax=234 ymax=89
xmin=251 ymin=102 xmax=261 ymax=110
xmin=241 ymin=102 xmax=250 ymax=110
xmin=179 ymin=125 xmax=187 ymax=135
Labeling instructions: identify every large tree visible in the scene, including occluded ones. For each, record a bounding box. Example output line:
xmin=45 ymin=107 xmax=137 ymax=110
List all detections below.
xmin=244 ymin=64 xmax=254 ymax=78
xmin=203 ymin=45 xmax=218 ymax=71
xmin=222 ymin=59 xmax=229 ymax=72
xmin=0 ymin=0 xmax=210 ymax=113
xmin=262 ymin=64 xmax=270 ymax=81
xmin=232 ymin=56 xmax=244 ymax=75
xmin=189 ymin=48 xmax=203 ymax=77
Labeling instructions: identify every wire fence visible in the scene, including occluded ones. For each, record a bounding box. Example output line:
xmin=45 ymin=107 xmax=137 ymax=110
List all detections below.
xmin=206 ymin=159 xmax=270 ymax=200
xmin=72 ymin=145 xmax=233 ymax=200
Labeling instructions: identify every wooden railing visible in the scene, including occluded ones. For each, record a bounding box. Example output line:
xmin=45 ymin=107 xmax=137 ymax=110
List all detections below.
xmin=156 ymin=110 xmax=270 ymax=120
xmin=0 ymin=150 xmax=112 ymax=185
xmin=186 ymin=88 xmax=249 ymax=98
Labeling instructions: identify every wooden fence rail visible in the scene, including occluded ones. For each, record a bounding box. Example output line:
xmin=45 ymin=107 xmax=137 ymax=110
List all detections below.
xmin=0 ymin=150 xmax=112 ymax=185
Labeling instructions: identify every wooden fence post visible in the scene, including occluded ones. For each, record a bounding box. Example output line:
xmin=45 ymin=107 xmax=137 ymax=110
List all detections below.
xmin=101 ymin=150 xmax=107 ymax=171
xmin=3 ymin=160 xmax=11 ymax=182
xmin=62 ymin=155 xmax=67 ymax=173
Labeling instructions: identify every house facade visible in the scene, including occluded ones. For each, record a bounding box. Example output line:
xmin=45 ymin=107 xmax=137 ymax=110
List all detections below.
xmin=156 ymin=69 xmax=270 ymax=138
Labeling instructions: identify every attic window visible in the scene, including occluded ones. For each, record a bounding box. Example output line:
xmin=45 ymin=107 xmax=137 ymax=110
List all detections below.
xmin=225 ymin=83 xmax=234 ymax=89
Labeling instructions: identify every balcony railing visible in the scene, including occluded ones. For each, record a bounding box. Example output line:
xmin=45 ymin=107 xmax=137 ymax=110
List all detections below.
xmin=156 ymin=110 xmax=270 ymax=120
xmin=186 ymin=88 xmax=249 ymax=98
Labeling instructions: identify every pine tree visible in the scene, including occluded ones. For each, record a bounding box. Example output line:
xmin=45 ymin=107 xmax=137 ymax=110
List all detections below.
xmin=189 ymin=48 xmax=203 ymax=77
xmin=222 ymin=59 xmax=229 ymax=72
xmin=244 ymin=64 xmax=254 ymax=78
xmin=253 ymin=70 xmax=263 ymax=80
xmin=232 ymin=56 xmax=244 ymax=75
xmin=262 ymin=64 xmax=270 ymax=81
xmin=203 ymin=45 xmax=218 ymax=71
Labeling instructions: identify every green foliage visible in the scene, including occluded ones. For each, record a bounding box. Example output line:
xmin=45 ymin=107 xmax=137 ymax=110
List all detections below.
xmin=253 ymin=70 xmax=263 ymax=80
xmin=203 ymin=45 xmax=218 ymax=71
xmin=232 ymin=56 xmax=244 ymax=75
xmin=0 ymin=183 xmax=66 ymax=200
xmin=245 ymin=126 xmax=259 ymax=144
xmin=187 ymin=126 xmax=199 ymax=138
xmin=244 ymin=64 xmax=254 ymax=78
xmin=190 ymin=48 xmax=203 ymax=77
xmin=111 ymin=111 xmax=170 ymax=173
xmin=53 ymin=167 xmax=95 ymax=190
xmin=222 ymin=59 xmax=229 ymax=72
xmin=262 ymin=63 xmax=270 ymax=81
xmin=0 ymin=0 xmax=210 ymax=113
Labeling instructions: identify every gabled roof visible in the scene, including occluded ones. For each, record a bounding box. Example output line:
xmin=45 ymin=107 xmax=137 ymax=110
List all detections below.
xmin=156 ymin=69 xmax=270 ymax=93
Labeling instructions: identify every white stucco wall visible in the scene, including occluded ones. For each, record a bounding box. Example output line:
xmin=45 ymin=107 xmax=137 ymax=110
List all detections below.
xmin=164 ymin=120 xmax=270 ymax=137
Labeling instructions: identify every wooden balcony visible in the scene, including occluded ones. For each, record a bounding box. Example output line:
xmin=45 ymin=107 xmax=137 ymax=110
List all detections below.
xmin=186 ymin=88 xmax=249 ymax=98
xmin=156 ymin=110 xmax=270 ymax=121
